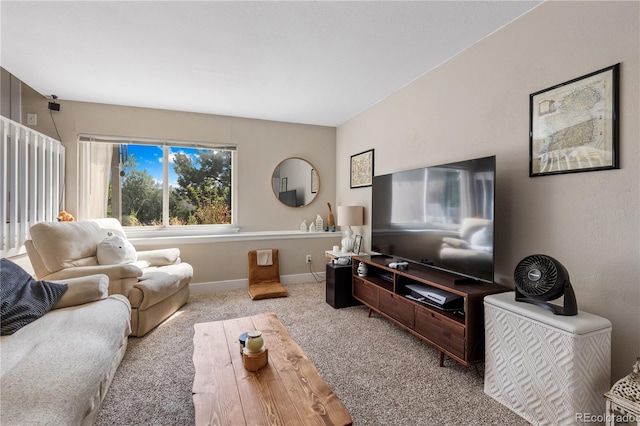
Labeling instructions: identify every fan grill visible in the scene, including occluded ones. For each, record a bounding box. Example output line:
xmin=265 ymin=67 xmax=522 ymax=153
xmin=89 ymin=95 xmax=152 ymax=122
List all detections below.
xmin=514 ymin=255 xmax=558 ymax=296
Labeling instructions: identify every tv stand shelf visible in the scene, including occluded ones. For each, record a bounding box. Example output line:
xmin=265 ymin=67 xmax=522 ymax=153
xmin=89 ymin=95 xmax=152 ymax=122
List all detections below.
xmin=352 ymin=255 xmax=503 ymax=367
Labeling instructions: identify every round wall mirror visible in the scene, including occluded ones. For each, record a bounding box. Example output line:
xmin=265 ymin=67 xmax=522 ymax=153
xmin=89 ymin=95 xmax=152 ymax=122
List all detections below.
xmin=271 ymin=157 xmax=319 ymax=207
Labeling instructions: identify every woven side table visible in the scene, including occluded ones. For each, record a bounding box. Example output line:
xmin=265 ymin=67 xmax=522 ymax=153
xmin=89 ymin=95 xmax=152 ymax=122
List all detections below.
xmin=604 ymin=358 xmax=640 ymax=425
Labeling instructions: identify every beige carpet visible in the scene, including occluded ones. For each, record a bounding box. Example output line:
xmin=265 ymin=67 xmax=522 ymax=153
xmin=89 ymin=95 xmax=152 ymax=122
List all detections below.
xmin=96 ymin=282 xmax=527 ymax=425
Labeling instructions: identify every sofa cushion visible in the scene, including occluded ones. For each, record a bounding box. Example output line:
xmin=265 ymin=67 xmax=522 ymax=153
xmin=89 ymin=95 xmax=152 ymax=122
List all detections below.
xmin=0 ymin=258 xmax=68 ymax=335
xmin=128 ymin=263 xmax=193 ymax=309
xmin=0 ymin=295 xmax=131 ymax=425
xmin=136 ymin=248 xmax=180 ymax=266
xmin=97 ymin=234 xmax=137 ymax=265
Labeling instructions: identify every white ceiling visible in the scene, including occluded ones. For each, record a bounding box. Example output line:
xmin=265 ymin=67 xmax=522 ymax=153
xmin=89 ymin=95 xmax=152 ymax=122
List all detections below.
xmin=1 ymin=1 xmax=542 ymax=127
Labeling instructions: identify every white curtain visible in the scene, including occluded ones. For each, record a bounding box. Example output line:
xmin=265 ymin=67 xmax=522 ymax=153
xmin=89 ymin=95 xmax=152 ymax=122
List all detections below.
xmin=78 ymin=141 xmax=112 ymax=219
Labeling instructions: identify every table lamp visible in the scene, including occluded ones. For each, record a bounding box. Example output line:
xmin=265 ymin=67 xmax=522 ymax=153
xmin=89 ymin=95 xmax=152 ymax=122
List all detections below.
xmin=337 ymin=206 xmax=364 ymax=252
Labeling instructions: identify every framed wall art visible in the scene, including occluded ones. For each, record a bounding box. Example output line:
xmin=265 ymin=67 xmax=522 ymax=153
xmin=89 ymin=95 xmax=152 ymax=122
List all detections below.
xmin=350 ymin=149 xmax=374 ymax=188
xmin=529 ymin=63 xmax=620 ymax=177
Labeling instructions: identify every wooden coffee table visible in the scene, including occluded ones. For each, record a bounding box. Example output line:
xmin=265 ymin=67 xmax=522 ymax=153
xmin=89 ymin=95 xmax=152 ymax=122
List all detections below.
xmin=192 ymin=312 xmax=352 ymax=426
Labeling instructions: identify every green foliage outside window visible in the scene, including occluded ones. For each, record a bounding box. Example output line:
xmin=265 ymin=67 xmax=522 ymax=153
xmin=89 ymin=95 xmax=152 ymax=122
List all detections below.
xmin=108 ymin=145 xmax=232 ymax=226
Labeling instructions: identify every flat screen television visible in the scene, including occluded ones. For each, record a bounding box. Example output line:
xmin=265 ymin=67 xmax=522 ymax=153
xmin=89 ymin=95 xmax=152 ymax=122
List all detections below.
xmin=371 ymin=155 xmax=496 ymax=284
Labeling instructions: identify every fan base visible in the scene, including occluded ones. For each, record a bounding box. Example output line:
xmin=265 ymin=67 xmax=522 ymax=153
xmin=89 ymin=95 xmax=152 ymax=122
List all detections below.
xmin=514 ymin=277 xmax=578 ymax=316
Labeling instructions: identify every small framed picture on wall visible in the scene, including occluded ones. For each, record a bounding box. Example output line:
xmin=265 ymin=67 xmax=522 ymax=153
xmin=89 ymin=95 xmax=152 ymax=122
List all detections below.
xmin=350 ymin=149 xmax=374 ymax=188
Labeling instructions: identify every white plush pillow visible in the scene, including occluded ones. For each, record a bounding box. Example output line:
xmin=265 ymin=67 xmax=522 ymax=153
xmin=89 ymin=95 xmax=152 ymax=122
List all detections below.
xmin=97 ymin=234 xmax=137 ymax=265
xmin=470 ymin=227 xmax=493 ymax=250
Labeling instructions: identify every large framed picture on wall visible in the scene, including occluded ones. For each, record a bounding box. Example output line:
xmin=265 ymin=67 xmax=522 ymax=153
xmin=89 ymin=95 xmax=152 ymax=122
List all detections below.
xmin=529 ymin=63 xmax=620 ymax=177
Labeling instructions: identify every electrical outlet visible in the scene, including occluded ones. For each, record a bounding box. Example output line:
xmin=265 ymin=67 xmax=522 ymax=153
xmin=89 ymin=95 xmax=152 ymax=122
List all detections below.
xmin=27 ymin=113 xmax=37 ymax=126
xmin=306 ymin=255 xmax=312 ymax=264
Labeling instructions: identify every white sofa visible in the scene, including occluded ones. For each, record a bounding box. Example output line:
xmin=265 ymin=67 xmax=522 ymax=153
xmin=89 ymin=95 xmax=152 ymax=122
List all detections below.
xmin=26 ymin=218 xmax=193 ymax=336
xmin=439 ymin=218 xmax=493 ymax=277
xmin=0 ymin=273 xmax=131 ymax=425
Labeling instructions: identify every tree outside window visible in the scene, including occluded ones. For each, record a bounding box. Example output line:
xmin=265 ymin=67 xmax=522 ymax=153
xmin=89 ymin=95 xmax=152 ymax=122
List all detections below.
xmin=81 ymin=140 xmax=233 ymax=227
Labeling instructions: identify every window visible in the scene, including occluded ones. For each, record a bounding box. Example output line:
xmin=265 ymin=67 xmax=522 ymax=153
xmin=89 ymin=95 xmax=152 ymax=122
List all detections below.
xmin=78 ymin=135 xmax=237 ymax=232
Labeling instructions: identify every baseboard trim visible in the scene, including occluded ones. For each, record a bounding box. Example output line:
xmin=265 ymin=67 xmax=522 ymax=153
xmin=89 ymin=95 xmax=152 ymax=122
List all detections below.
xmin=189 ymin=272 xmax=326 ymax=294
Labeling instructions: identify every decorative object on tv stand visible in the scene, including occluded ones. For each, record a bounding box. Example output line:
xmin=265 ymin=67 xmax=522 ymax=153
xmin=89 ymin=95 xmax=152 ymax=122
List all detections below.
xmin=513 ymin=254 xmax=577 ymax=316
xmin=299 ymin=220 xmax=307 ymax=232
xmin=529 ymin=63 xmax=619 ymax=177
xmin=353 ymin=235 xmax=363 ymax=255
xmin=315 ymin=214 xmax=323 ymax=232
xmin=337 ymin=205 xmax=364 ymax=252
xmin=357 ymin=261 xmax=368 ymax=277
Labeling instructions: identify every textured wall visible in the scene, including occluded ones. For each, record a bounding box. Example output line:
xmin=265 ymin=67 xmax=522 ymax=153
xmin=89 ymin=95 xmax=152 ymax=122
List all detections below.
xmin=336 ymin=1 xmax=639 ymax=381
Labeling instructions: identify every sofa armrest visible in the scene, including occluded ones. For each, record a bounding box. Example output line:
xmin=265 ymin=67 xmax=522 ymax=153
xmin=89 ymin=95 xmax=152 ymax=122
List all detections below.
xmin=136 ymin=248 xmax=180 ymax=266
xmin=40 ymin=264 xmax=144 ymax=282
xmin=52 ymin=274 xmax=109 ymax=309
xmin=441 ymin=237 xmax=470 ymax=249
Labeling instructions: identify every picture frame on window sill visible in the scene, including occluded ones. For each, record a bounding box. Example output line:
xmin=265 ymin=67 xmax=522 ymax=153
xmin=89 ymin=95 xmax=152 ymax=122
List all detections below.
xmin=529 ymin=63 xmax=620 ymax=177
xmin=350 ymin=149 xmax=374 ymax=188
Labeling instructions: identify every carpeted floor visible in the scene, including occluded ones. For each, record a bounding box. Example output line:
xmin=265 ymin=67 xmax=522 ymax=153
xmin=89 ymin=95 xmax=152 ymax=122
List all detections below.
xmin=96 ymin=282 xmax=527 ymax=425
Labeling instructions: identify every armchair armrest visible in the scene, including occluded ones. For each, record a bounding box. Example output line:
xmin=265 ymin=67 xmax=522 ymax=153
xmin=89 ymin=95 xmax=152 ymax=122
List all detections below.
xmin=52 ymin=274 xmax=109 ymax=309
xmin=136 ymin=248 xmax=180 ymax=266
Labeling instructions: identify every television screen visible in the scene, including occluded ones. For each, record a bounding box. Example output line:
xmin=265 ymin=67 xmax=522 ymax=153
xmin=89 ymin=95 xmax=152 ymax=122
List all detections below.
xmin=371 ymin=156 xmax=495 ymax=283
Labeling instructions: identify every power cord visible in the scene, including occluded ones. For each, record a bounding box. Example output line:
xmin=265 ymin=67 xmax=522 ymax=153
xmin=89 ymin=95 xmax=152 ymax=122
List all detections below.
xmin=308 ymin=262 xmax=324 ymax=283
xmin=49 ymin=109 xmax=62 ymax=141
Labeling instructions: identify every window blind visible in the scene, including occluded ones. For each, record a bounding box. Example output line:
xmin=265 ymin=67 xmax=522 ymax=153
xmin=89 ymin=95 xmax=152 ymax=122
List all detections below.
xmin=77 ymin=134 xmax=237 ymax=151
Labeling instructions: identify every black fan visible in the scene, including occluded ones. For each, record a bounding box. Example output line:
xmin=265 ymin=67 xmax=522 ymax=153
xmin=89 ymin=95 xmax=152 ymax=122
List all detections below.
xmin=514 ymin=254 xmax=578 ymax=316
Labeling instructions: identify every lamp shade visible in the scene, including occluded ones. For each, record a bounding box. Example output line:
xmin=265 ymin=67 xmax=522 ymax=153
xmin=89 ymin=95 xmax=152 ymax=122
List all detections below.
xmin=337 ymin=206 xmax=364 ymax=227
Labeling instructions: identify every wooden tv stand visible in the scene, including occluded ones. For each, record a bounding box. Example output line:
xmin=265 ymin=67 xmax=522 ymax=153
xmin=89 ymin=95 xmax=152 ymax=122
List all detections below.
xmin=351 ymin=255 xmax=503 ymax=367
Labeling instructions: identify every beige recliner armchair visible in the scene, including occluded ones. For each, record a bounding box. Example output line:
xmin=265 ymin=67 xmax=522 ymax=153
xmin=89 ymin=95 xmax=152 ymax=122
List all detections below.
xmin=26 ymin=218 xmax=192 ymax=337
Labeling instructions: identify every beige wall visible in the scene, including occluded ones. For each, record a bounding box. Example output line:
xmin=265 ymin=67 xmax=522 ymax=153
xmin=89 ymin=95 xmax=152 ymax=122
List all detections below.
xmin=336 ymin=1 xmax=639 ymax=381
xmin=20 ymin=87 xmax=339 ymax=282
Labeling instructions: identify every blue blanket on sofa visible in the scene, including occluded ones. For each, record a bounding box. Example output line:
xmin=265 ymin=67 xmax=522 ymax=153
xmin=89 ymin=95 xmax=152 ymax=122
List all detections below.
xmin=0 ymin=258 xmax=67 ymax=335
